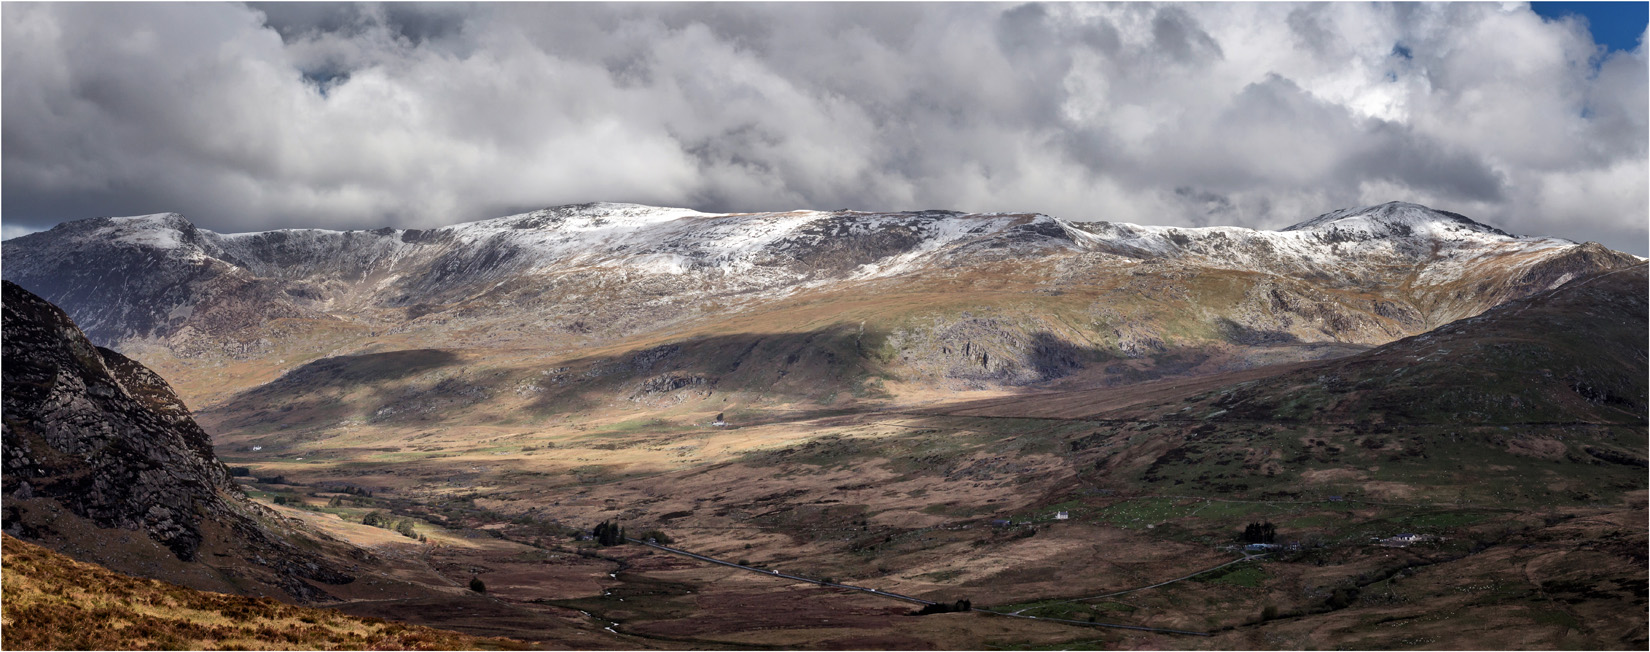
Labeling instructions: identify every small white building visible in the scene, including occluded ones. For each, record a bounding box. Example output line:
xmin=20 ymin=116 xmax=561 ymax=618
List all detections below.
xmin=1054 ymin=511 xmax=1070 ymax=520
xmin=1378 ymin=532 xmax=1436 ymax=547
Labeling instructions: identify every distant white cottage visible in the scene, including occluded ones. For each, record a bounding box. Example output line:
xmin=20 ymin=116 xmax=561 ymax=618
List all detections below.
xmin=1054 ymin=511 xmax=1070 ymax=520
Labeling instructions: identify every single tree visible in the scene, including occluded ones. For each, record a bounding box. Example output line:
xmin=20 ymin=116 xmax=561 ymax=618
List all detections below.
xmin=469 ymin=576 xmax=486 ymax=593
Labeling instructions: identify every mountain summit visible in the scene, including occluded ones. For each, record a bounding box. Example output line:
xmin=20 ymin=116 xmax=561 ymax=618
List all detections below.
xmin=1283 ymin=201 xmax=1514 ymax=239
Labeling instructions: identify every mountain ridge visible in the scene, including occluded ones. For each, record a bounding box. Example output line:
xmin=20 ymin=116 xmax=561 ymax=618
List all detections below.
xmin=3 ymin=200 xmax=1639 ymax=417
xmin=5 ymin=200 xmax=1625 ymax=344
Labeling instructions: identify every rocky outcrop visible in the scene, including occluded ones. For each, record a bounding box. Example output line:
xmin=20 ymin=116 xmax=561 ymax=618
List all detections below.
xmin=1 ymin=281 xmax=352 ymax=600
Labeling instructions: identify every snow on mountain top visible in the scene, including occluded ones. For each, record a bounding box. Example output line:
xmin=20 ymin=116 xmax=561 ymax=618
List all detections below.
xmin=1283 ymin=201 xmax=1514 ymax=238
xmin=107 ymin=212 xmax=189 ymax=225
xmin=11 ymin=201 xmax=1578 ymax=285
xmin=447 ymin=202 xmax=712 ymax=235
xmin=216 ymin=227 xmax=353 ymax=238
xmin=95 ymin=213 xmax=198 ymax=251
xmin=48 ymin=201 xmax=1533 ymax=250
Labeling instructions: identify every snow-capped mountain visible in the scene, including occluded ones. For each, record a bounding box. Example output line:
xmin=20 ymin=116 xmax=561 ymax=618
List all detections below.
xmin=2 ymin=201 xmax=1636 ymax=392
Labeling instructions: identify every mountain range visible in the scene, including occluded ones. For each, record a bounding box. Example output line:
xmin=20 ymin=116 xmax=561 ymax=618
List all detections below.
xmin=4 ymin=201 xmax=1636 ymax=410
xmin=2 ymin=200 xmax=1644 ymax=649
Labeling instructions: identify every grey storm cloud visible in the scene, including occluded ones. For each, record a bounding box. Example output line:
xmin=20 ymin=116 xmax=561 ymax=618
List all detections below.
xmin=2 ymin=2 xmax=1645 ymax=254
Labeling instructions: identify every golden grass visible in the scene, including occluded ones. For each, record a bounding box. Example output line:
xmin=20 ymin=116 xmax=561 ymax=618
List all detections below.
xmin=0 ymin=534 xmax=527 ymax=651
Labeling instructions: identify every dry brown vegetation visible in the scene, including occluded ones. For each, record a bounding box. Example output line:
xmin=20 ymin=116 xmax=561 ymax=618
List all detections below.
xmin=20 ymin=255 xmax=1638 ymax=649
xmin=0 ymin=534 xmax=527 ymax=651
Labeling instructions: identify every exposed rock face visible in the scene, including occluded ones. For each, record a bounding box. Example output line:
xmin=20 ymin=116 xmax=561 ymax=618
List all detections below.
xmin=1 ymin=281 xmax=352 ymax=599
xmin=2 ymin=280 xmax=231 ymax=560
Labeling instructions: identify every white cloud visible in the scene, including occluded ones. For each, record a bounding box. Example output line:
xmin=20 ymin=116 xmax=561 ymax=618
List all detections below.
xmin=1 ymin=222 xmax=43 ymax=241
xmin=1 ymin=2 xmax=1643 ymax=254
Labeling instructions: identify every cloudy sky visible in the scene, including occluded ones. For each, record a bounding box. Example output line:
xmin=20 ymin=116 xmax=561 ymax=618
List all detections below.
xmin=3 ymin=2 xmax=1646 ymax=253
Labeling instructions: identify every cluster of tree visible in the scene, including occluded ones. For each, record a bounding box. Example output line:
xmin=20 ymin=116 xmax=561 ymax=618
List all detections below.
xmin=227 ymin=466 xmax=252 ymax=477
xmin=593 ymin=520 xmax=626 ymax=546
xmin=637 ymin=529 xmax=673 ymax=545
xmin=363 ymin=510 xmax=426 ymax=541
xmin=1241 ymin=521 xmax=1277 ymax=544
xmin=271 ymin=495 xmax=295 ymax=506
xmin=915 ymin=599 xmax=972 ymax=615
xmin=255 ymin=475 xmax=290 ymax=485
xmin=323 ymin=487 xmax=374 ymax=508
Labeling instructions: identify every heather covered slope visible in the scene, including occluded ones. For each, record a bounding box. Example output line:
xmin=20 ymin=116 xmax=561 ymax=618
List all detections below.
xmin=0 ymin=534 xmax=524 ymax=651
xmin=933 ymin=265 xmax=1648 ymax=504
xmin=1169 ymin=263 xmax=1650 ymax=426
xmin=1 ymin=281 xmax=355 ymax=601
xmin=950 ymin=263 xmax=1650 ymax=426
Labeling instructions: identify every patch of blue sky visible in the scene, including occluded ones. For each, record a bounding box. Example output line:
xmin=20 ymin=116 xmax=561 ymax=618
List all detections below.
xmin=1531 ymin=2 xmax=1648 ymax=53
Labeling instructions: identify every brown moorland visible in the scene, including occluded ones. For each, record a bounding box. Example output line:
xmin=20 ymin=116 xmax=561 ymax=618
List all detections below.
xmin=0 ymin=534 xmax=528 ymax=651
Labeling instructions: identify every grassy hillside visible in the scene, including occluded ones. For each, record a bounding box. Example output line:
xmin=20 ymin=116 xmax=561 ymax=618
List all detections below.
xmin=0 ymin=534 xmax=525 ymax=651
xmin=1169 ymin=264 xmax=1649 ymax=426
xmin=129 ymin=267 xmax=1645 ymax=651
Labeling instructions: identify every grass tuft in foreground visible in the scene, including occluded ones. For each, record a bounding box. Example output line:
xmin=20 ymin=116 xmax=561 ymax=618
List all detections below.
xmin=0 ymin=534 xmax=526 ymax=650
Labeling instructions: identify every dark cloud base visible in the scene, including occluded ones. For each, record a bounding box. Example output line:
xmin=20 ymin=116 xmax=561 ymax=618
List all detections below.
xmin=2 ymin=3 xmax=1644 ymax=254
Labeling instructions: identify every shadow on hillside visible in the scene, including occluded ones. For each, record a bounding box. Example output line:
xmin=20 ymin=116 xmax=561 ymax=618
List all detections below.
xmin=202 ymin=349 xmax=464 ymax=431
xmin=204 ymin=325 xmax=1129 ymax=433
xmin=1214 ymin=317 xmax=1301 ymax=346
xmin=253 ymin=349 xmax=463 ymax=393
xmin=204 ymin=315 xmax=1395 ymax=437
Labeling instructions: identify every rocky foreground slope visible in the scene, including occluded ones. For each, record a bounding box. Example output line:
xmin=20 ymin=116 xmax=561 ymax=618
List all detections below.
xmin=1 ymin=281 xmax=355 ymax=601
xmin=0 ymin=534 xmax=516 ymax=651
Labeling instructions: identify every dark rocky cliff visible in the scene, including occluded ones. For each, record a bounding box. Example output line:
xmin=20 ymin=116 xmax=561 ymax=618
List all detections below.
xmin=1 ymin=280 xmax=353 ymax=600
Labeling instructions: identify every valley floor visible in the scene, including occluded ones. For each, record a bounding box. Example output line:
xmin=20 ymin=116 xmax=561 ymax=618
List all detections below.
xmin=219 ymin=387 xmax=1648 ymax=650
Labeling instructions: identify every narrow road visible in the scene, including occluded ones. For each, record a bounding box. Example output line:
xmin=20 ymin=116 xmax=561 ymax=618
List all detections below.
xmin=627 ymin=538 xmax=1212 ymax=637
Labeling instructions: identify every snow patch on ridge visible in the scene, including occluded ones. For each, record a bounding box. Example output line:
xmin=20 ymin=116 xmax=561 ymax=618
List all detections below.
xmin=13 ymin=201 xmax=1589 ymax=295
